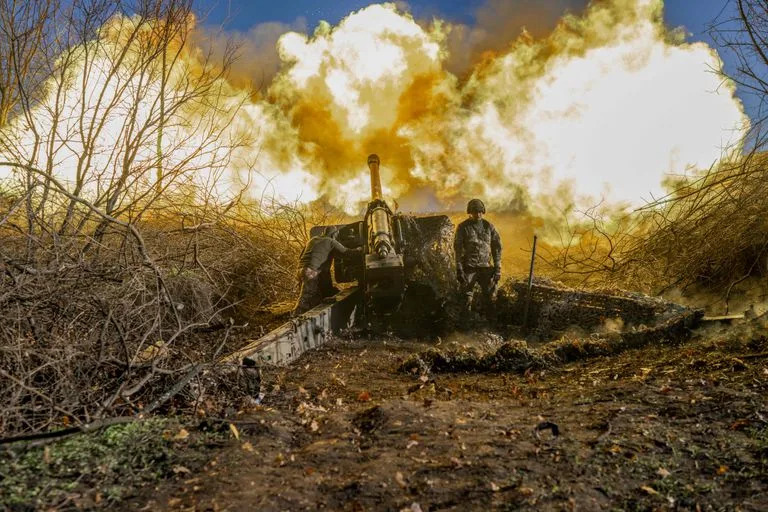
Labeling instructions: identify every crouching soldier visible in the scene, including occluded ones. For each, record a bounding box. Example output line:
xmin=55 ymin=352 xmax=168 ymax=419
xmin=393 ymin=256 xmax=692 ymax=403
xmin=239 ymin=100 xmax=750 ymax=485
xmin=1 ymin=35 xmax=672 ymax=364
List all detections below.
xmin=454 ymin=199 xmax=503 ymax=318
xmin=293 ymin=226 xmax=361 ymax=316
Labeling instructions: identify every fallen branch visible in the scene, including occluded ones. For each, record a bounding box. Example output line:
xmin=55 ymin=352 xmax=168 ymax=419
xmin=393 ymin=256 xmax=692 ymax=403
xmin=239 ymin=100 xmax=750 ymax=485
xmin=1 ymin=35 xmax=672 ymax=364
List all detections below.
xmin=140 ymin=363 xmax=207 ymax=416
xmin=0 ymin=416 xmax=137 ymax=446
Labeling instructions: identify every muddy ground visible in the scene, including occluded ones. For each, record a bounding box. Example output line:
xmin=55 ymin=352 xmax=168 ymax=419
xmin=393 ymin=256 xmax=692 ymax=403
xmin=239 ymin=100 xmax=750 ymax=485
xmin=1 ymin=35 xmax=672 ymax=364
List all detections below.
xmin=132 ymin=325 xmax=768 ymax=512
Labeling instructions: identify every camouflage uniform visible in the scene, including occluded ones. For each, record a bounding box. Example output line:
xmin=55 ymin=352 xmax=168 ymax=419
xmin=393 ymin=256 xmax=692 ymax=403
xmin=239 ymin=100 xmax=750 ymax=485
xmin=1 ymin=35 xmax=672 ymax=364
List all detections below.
xmin=454 ymin=218 xmax=502 ymax=314
xmin=293 ymin=234 xmax=358 ymax=316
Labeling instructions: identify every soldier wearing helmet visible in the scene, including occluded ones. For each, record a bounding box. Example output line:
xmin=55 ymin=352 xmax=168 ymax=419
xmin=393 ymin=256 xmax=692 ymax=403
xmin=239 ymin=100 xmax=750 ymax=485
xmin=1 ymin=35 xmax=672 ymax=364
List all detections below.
xmin=454 ymin=198 xmax=502 ymax=318
xmin=293 ymin=225 xmax=362 ymax=316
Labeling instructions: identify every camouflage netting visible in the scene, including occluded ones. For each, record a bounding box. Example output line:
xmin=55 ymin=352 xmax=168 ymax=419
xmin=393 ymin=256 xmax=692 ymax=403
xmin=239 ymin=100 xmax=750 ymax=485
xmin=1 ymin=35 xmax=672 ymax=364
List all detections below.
xmin=496 ymin=277 xmax=690 ymax=339
xmin=401 ymin=279 xmax=703 ymax=374
xmin=399 ymin=214 xmax=456 ymax=300
xmin=377 ymin=214 xmax=458 ymax=335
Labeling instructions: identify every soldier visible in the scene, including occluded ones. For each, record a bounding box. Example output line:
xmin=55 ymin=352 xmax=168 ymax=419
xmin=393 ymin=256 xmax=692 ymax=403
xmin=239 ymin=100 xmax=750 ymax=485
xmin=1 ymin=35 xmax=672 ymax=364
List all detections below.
xmin=293 ymin=226 xmax=361 ymax=316
xmin=454 ymin=198 xmax=502 ymax=317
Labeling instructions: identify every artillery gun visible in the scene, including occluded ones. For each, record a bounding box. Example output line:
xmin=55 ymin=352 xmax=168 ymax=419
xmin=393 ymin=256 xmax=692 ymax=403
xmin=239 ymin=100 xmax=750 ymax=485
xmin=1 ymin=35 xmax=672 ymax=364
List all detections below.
xmin=310 ymin=154 xmax=453 ymax=319
xmin=226 ymin=155 xmax=455 ymax=367
xmin=226 ymin=156 xmax=705 ymax=370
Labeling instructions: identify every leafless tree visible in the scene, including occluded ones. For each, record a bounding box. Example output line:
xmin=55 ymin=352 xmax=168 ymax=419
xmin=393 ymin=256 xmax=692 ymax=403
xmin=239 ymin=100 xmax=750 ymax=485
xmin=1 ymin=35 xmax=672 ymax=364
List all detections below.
xmin=0 ymin=0 xmax=54 ymax=128
xmin=0 ymin=0 xmax=320 ymax=436
xmin=710 ymin=0 xmax=768 ymax=147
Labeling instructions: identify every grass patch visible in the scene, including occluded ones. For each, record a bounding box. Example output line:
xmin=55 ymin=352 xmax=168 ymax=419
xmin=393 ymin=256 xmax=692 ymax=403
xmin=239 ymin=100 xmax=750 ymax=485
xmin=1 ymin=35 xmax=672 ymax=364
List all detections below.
xmin=0 ymin=418 xmax=221 ymax=510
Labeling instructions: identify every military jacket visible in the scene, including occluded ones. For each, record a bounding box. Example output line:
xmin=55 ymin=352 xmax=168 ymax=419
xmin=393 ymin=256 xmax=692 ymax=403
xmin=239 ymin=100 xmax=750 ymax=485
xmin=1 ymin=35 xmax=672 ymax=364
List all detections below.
xmin=298 ymin=236 xmax=351 ymax=271
xmin=454 ymin=218 xmax=502 ymax=269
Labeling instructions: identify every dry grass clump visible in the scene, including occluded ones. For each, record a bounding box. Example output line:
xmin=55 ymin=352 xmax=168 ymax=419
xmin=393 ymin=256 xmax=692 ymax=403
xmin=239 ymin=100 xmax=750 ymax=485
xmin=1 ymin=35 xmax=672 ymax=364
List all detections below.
xmin=543 ymin=153 xmax=768 ymax=309
xmin=623 ymin=154 xmax=768 ymax=296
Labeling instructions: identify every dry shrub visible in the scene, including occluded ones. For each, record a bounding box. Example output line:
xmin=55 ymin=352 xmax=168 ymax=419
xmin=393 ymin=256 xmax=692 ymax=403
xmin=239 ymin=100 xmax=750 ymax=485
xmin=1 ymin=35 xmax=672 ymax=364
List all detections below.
xmin=623 ymin=154 xmax=768 ymax=295
xmin=0 ymin=0 xmax=351 ymax=436
xmin=539 ymin=152 xmax=768 ymax=312
xmin=0 ymin=194 xmax=338 ymax=436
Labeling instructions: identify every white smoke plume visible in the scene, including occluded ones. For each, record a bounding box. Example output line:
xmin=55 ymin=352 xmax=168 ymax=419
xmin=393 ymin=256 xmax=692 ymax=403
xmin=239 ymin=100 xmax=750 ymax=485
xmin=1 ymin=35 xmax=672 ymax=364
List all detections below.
xmin=0 ymin=0 xmax=750 ymax=218
xmin=258 ymin=0 xmax=748 ymax=213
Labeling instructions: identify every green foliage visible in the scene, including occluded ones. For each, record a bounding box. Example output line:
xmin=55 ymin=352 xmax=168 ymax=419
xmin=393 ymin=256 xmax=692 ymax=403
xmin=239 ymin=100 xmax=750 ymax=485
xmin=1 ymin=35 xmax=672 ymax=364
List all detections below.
xmin=0 ymin=418 xmax=216 ymax=509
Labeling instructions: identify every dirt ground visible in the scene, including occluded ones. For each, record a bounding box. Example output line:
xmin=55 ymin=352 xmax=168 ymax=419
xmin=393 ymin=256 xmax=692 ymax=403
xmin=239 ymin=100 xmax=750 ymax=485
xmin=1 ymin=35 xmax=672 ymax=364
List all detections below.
xmin=133 ymin=325 xmax=768 ymax=511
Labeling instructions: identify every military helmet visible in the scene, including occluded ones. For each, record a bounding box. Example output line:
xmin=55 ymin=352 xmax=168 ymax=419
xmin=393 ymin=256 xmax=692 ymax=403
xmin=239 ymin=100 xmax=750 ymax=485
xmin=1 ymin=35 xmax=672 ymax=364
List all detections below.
xmin=324 ymin=225 xmax=339 ymax=238
xmin=466 ymin=198 xmax=486 ymax=214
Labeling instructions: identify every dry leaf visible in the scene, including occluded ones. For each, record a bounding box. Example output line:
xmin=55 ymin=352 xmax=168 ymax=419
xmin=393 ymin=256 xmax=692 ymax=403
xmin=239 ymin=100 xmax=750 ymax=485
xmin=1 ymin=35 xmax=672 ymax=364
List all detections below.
xmin=168 ymin=497 xmax=182 ymax=507
xmin=297 ymin=402 xmax=328 ymax=414
xmin=357 ymin=391 xmax=372 ymax=402
xmin=640 ymin=485 xmax=658 ymax=495
xmin=229 ymin=423 xmax=240 ymax=440
xmin=241 ymin=442 xmax=254 ymax=452
xmin=173 ymin=428 xmax=189 ymax=441
xmin=133 ymin=340 xmax=168 ymax=364
xmin=490 ymin=482 xmax=500 ymax=492
xmin=729 ymin=419 xmax=749 ymax=431
xmin=406 ymin=440 xmax=419 ymax=450
xmin=172 ymin=465 xmax=191 ymax=474
xmin=395 ymin=471 xmax=407 ymax=488
xmin=657 ymin=467 xmax=671 ymax=478
xmin=310 ymin=420 xmax=319 ymax=432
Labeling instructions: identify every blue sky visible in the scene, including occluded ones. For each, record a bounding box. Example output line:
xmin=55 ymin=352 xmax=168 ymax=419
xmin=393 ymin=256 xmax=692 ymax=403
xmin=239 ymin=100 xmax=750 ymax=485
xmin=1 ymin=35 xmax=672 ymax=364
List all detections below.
xmin=203 ymin=0 xmax=729 ymax=36
xmin=201 ymin=0 xmax=486 ymax=26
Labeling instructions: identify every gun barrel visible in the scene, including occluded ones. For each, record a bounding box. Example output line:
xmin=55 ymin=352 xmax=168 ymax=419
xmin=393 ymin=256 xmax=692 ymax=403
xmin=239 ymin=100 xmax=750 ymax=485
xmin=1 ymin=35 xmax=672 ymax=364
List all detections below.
xmin=369 ymin=206 xmax=394 ymax=257
xmin=366 ymin=154 xmax=394 ymax=257
xmin=370 ymin=161 xmax=383 ymax=200
xmin=362 ymin=155 xmax=405 ymax=303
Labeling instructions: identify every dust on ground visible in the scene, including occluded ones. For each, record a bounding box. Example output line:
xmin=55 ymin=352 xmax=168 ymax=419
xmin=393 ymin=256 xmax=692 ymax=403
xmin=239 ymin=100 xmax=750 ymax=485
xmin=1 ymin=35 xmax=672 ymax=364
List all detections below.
xmin=133 ymin=323 xmax=768 ymax=511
